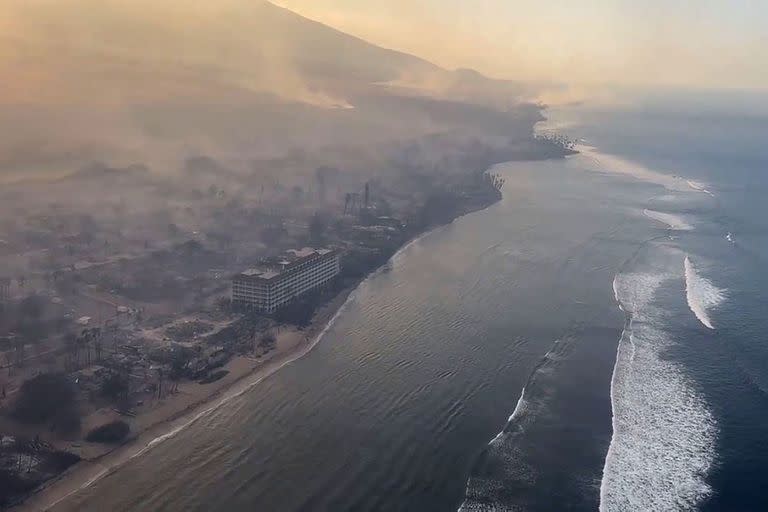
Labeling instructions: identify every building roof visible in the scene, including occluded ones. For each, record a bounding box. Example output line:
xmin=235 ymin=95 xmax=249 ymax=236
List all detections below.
xmin=235 ymin=247 xmax=338 ymax=283
xmin=240 ymin=268 xmax=280 ymax=280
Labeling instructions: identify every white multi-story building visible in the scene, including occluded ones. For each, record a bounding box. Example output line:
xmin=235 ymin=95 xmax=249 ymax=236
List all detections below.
xmin=232 ymin=248 xmax=341 ymax=313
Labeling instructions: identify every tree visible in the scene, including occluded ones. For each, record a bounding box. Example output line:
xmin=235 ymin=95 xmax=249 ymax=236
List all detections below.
xmin=259 ymin=331 xmax=277 ymax=349
xmin=95 ymin=337 xmax=103 ymax=362
xmin=64 ymin=332 xmax=78 ymax=371
xmin=76 ymin=333 xmax=88 ymax=369
xmin=215 ymin=296 xmax=231 ymax=313
xmin=169 ymin=350 xmax=190 ymax=394
xmin=156 ymin=367 xmax=164 ymax=399
xmin=84 ymin=330 xmax=92 ymax=366
xmin=100 ymin=372 xmax=129 ymax=402
xmin=13 ymin=336 xmax=25 ymax=368
xmin=55 ymin=405 xmax=82 ymax=436
xmin=13 ymin=373 xmax=77 ymax=426
xmin=83 ymin=327 xmax=102 ymax=364
xmin=86 ymin=420 xmax=130 ymax=443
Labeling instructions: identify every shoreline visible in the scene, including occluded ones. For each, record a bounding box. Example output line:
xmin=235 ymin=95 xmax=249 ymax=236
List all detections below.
xmin=15 ymin=284 xmax=358 ymax=512
xmin=14 ymin=187 xmax=504 ymax=512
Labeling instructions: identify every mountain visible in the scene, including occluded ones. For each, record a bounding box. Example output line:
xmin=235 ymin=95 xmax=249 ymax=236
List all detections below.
xmin=0 ymin=0 xmax=540 ymax=180
xmin=243 ymin=2 xmax=444 ymax=85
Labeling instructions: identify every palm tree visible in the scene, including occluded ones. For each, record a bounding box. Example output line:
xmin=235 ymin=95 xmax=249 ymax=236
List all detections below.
xmin=13 ymin=336 xmax=24 ymax=368
xmin=157 ymin=367 xmax=164 ymax=399
xmin=95 ymin=337 xmax=103 ymax=362
xmin=88 ymin=327 xmax=102 ymax=363
xmin=84 ymin=330 xmax=92 ymax=367
xmin=64 ymin=332 xmax=78 ymax=371
xmin=76 ymin=332 xmax=88 ymax=369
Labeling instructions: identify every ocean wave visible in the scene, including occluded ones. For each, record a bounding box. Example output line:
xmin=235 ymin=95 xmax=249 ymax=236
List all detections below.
xmin=489 ymin=387 xmax=528 ymax=444
xmin=684 ymin=256 xmax=726 ymax=330
xmin=577 ymin=146 xmax=718 ymax=203
xmin=577 ymin=145 xmax=684 ymax=191
xmin=459 ymin=338 xmax=571 ymax=511
xmin=601 ymin=272 xmax=717 ymax=511
xmin=643 ymin=209 xmax=694 ymax=231
xmin=687 ymin=180 xmax=716 ymax=197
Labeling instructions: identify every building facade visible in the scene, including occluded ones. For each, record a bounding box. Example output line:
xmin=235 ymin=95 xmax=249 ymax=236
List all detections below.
xmin=232 ymin=248 xmax=341 ymax=313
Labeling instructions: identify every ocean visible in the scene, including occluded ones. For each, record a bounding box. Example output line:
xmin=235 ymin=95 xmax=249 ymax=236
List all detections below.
xmin=549 ymin=92 xmax=768 ymax=512
xmin=47 ymin=89 xmax=768 ymax=511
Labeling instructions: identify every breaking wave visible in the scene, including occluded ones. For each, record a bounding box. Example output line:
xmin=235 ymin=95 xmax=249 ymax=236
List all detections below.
xmin=459 ymin=339 xmax=571 ymax=512
xmin=643 ymin=209 xmax=694 ymax=231
xmin=489 ymin=387 xmax=528 ymax=445
xmin=577 ymin=144 xmax=683 ymax=191
xmin=600 ymin=271 xmax=717 ymax=511
xmin=687 ymin=180 xmax=716 ymax=197
xmin=684 ymin=256 xmax=726 ymax=330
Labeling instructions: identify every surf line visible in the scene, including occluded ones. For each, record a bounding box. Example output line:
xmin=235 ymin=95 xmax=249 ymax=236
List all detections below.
xmin=38 ymin=209 xmax=475 ymax=510
xmin=599 ymin=232 xmax=684 ymax=511
xmin=684 ymin=255 xmax=726 ymax=330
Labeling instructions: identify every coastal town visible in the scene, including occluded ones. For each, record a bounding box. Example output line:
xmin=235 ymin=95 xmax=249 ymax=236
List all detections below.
xmin=0 ymin=132 xmax=573 ymax=507
xmin=4 ymin=0 xmax=764 ymax=510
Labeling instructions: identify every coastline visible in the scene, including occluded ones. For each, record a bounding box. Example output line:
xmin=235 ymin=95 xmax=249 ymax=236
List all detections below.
xmin=15 ymin=285 xmax=357 ymax=512
xmin=13 ymin=180 xmax=506 ymax=512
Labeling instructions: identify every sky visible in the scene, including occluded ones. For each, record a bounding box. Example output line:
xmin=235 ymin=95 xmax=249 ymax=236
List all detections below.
xmin=275 ymin=0 xmax=768 ymax=90
xmin=2 ymin=0 xmax=766 ymax=93
xmin=0 ymin=0 xmax=765 ymax=181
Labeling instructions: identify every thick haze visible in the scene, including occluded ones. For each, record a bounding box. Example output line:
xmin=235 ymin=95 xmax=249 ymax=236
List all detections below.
xmin=277 ymin=0 xmax=768 ymax=90
xmin=2 ymin=0 xmax=765 ymax=182
xmin=0 ymin=0 xmax=537 ymax=181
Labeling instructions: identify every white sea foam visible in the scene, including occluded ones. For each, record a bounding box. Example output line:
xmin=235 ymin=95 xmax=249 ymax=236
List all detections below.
xmin=578 ymin=145 xmax=684 ymax=191
xmin=687 ymin=180 xmax=716 ymax=197
xmin=726 ymin=232 xmax=735 ymax=244
xmin=643 ymin=209 xmax=694 ymax=231
xmin=601 ymin=272 xmax=717 ymax=512
xmin=684 ymin=256 xmax=726 ymax=330
xmin=460 ymin=337 xmax=570 ymax=511
xmin=578 ymin=145 xmax=719 ymax=204
xmin=489 ymin=387 xmax=528 ymax=444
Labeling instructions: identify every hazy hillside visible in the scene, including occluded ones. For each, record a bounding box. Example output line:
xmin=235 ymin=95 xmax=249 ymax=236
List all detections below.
xmin=0 ymin=0 xmax=539 ymax=181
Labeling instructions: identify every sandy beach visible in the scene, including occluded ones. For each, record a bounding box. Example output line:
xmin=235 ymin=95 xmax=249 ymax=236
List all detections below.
xmin=14 ymin=286 xmax=357 ymax=512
